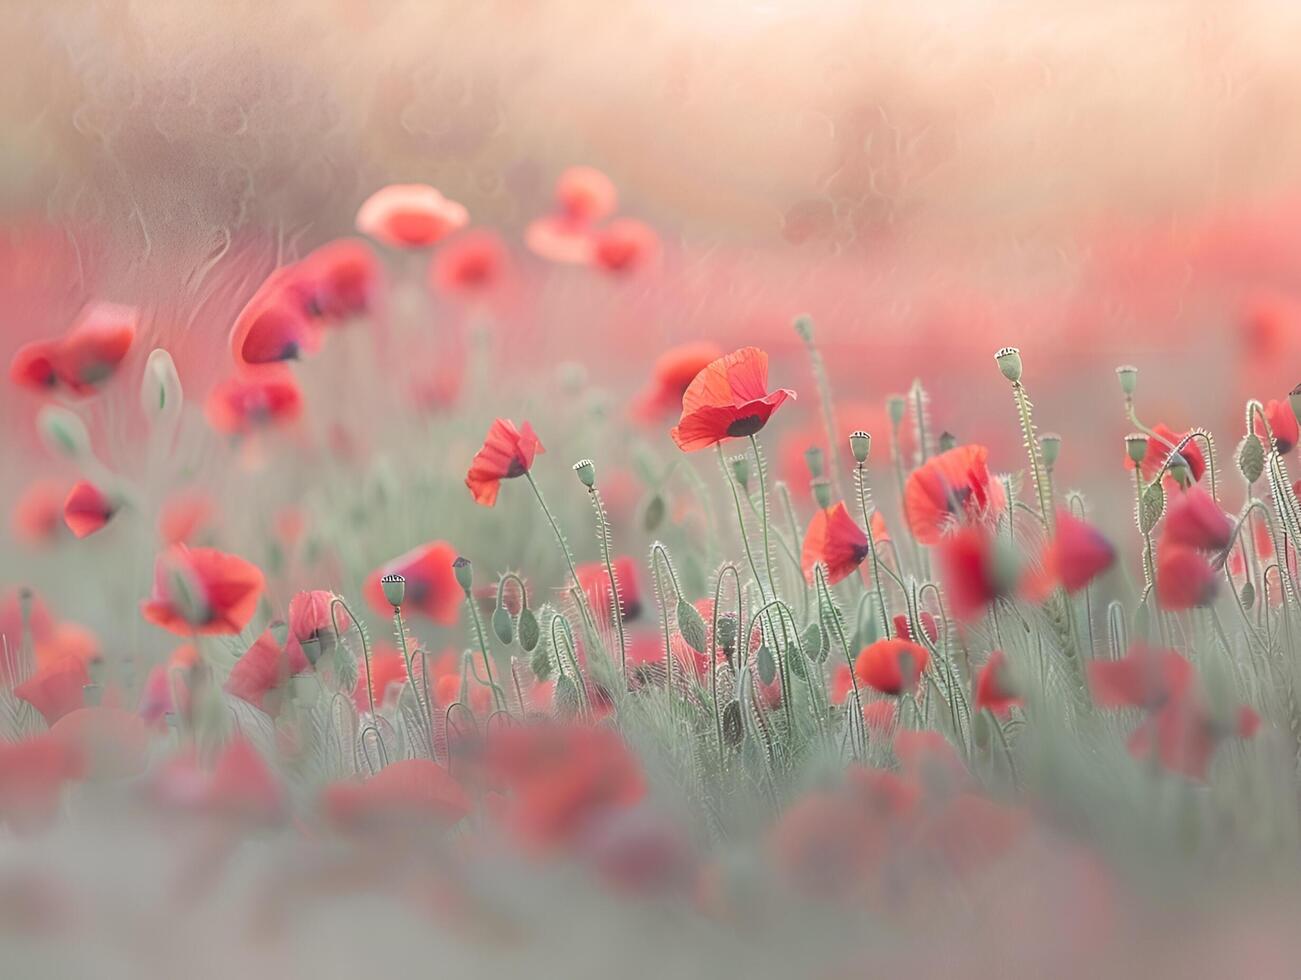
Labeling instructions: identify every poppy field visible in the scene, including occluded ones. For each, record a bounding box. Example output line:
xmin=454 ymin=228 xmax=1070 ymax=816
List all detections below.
xmin=8 ymin=4 xmax=1301 ymax=978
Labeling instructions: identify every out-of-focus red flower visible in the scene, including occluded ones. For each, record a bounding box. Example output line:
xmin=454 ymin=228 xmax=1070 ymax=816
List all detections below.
xmin=49 ymin=706 xmax=150 ymax=781
xmin=904 ymin=444 xmax=1004 ymax=545
xmin=1128 ymin=697 xmax=1260 ymax=781
xmin=577 ymin=555 xmax=642 ymax=623
xmin=893 ymin=729 xmax=967 ymax=788
xmin=1161 ymin=486 xmax=1233 ymax=552
xmin=862 ymin=699 xmax=899 ymax=739
xmin=892 ymin=612 xmax=938 ymax=646
xmin=224 ymin=627 xmax=311 ymax=716
xmin=296 ymin=237 xmax=381 ymax=322
xmin=855 ymin=638 xmax=930 ymax=696
xmin=938 ymin=525 xmax=1014 ymax=621
xmin=632 ymin=342 xmax=724 ymax=422
xmin=155 ymin=738 xmax=285 ymax=826
xmin=286 ymin=589 xmax=339 ymax=663
xmin=10 ymin=302 xmax=137 ymax=396
xmin=158 ymin=491 xmax=215 ymax=546
xmin=1129 ymin=423 xmax=1206 ymax=485
xmin=356 ymin=184 xmax=468 ymax=249
xmin=429 ymin=229 xmax=508 ymax=297
xmin=0 ymin=735 xmax=82 ymax=832
xmin=363 ymin=541 xmax=461 ymax=624
xmin=138 ymin=644 xmax=197 ymax=727
xmin=1155 ymin=543 xmax=1217 ymax=610
xmin=324 ymin=759 xmax=470 ymax=832
xmin=353 ymin=644 xmax=407 ymax=713
xmin=1089 ymin=644 xmax=1193 ymax=710
xmin=205 ymin=370 xmax=303 ymax=435
xmin=229 ymin=290 xmax=321 ymax=367
xmin=769 ymin=790 xmax=880 ymax=899
xmin=140 ymin=545 xmax=266 ymax=636
xmin=801 ymin=502 xmax=869 ymax=585
xmin=1257 ymin=398 xmax=1299 ymax=455
xmin=14 ymin=656 xmax=87 ymax=725
xmin=589 ymin=219 xmax=658 ymax=274
xmin=62 ymin=480 xmax=117 ymax=539
xmin=465 ymin=418 xmax=544 ymax=506
xmin=974 ymin=650 xmax=1020 ymax=717
xmin=670 ymin=347 xmax=795 ymax=452
xmin=11 ymin=480 xmax=66 ymax=546
xmin=1039 ymin=510 xmax=1116 ymax=594
xmin=486 ymin=722 xmax=646 ymax=850
xmin=525 ymin=166 xmax=618 ymax=264
xmin=581 ymin=806 xmax=695 ymax=896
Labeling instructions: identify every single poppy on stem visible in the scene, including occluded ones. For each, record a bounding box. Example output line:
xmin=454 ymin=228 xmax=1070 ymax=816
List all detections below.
xmin=903 ymin=444 xmax=1005 ymax=545
xmin=465 ymin=419 xmax=544 ymax=506
xmin=356 ymin=184 xmax=469 ymax=249
xmin=63 ymin=480 xmax=119 ymax=539
xmin=670 ymin=347 xmax=795 ymax=452
xmin=855 ymin=638 xmax=930 ymax=696
xmin=140 ymin=546 xmax=265 ymax=636
xmin=801 ymin=501 xmax=869 ymax=585
xmin=363 ymin=541 xmax=461 ymax=624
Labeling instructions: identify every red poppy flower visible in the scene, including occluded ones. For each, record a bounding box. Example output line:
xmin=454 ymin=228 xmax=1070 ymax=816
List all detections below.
xmin=363 ymin=541 xmax=461 ymax=624
xmin=669 ymin=347 xmax=795 ymax=452
xmin=632 ymin=341 xmax=724 ymax=422
xmin=224 ymin=627 xmax=311 ymax=716
xmin=974 ymin=650 xmax=1020 ymax=717
xmin=14 ymin=656 xmax=88 ymax=725
xmin=465 ymin=418 xmax=544 ymax=506
xmin=10 ymin=302 xmax=137 ymax=396
xmin=862 ymin=699 xmax=899 ymax=739
xmin=429 ymin=229 xmax=508 ymax=296
xmin=205 ymin=370 xmax=303 ymax=435
xmin=153 ymin=739 xmax=284 ymax=825
xmin=229 ymin=286 xmax=321 ymax=367
xmin=1039 ymin=509 xmax=1116 ymax=594
xmin=140 ymin=545 xmax=266 ymax=636
xmin=1127 ymin=695 xmax=1259 ymax=781
xmin=356 ymin=184 xmax=468 ymax=249
xmin=323 ymin=759 xmax=470 ymax=832
xmin=893 ymin=729 xmax=967 ymax=786
xmin=892 ymin=612 xmax=938 ymax=645
xmin=525 ymin=167 xmax=618 ymax=264
xmin=11 ymin=480 xmax=66 ymax=546
xmin=353 ymin=644 xmax=408 ymax=713
xmin=1161 ymin=486 xmax=1233 ymax=552
xmin=0 ymin=735 xmax=82 ymax=832
xmin=1257 ymin=398 xmax=1299 ymax=455
xmin=1088 ymin=644 xmax=1193 ymax=710
xmin=854 ymin=638 xmax=930 ymax=696
xmin=297 ymin=237 xmax=381 ymax=322
xmin=589 ymin=219 xmax=659 ymax=274
xmin=286 ymin=590 xmax=339 ymax=663
xmin=577 ymin=555 xmax=642 ymax=622
xmin=769 ymin=790 xmax=879 ymax=899
xmin=1155 ymin=543 xmax=1217 ymax=610
xmin=937 ymin=525 xmax=1014 ymax=621
xmin=904 ymin=444 xmax=1005 ymax=545
xmin=138 ymin=644 xmax=197 ymax=727
xmin=801 ymin=502 xmax=869 ymax=585
xmin=63 ymin=480 xmax=118 ymax=539
xmin=1129 ymin=423 xmax=1205 ymax=484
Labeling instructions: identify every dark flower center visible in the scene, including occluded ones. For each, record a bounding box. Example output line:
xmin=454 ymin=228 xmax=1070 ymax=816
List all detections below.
xmin=726 ymin=414 xmax=765 ymax=438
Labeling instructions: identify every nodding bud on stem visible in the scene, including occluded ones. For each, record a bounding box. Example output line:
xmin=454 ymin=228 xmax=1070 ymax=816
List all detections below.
xmin=811 ymin=478 xmax=833 ymax=509
xmin=716 ymin=614 xmax=737 ymax=652
xmin=849 ymin=430 xmax=871 ymax=464
xmin=886 ymin=396 xmax=906 ymax=428
xmin=141 ymin=348 xmax=182 ymax=423
xmin=573 ymin=458 xmax=596 ymax=489
xmin=731 ymin=455 xmax=750 ymax=489
xmin=938 ymin=431 xmax=957 ymax=453
xmin=1125 ymin=432 xmax=1149 ymax=464
xmin=452 ymin=556 xmax=473 ymax=595
xmin=38 ymin=406 xmax=91 ymax=461
xmin=793 ymin=314 xmax=815 ymax=342
xmin=994 ymin=346 xmax=1023 ymax=383
xmin=1290 ymin=383 xmax=1301 ymax=423
xmin=1168 ymin=454 xmax=1193 ymax=488
xmin=1116 ymin=365 xmax=1139 ymax=398
xmin=381 ymin=572 xmax=406 ymax=608
xmin=803 ymin=446 xmax=824 ymax=479
xmin=1040 ymin=433 xmax=1062 ymax=468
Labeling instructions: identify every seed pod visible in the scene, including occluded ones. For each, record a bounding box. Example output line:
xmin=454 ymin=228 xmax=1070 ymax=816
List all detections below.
xmin=491 ymin=607 xmax=514 ymax=645
xmin=452 ymin=556 xmax=473 ymax=595
xmin=380 ymin=573 xmax=406 ymax=608
xmin=849 ymin=430 xmax=871 ymax=464
xmin=1241 ymin=580 xmax=1256 ymax=610
xmin=1238 ymin=434 xmax=1265 ymax=484
xmin=802 ymin=621 xmax=825 ymax=663
xmin=756 ymin=644 xmax=776 ymax=686
xmin=994 ymin=346 xmax=1023 ymax=383
xmin=677 ymin=597 xmax=708 ymax=654
xmin=518 ymin=607 xmax=541 ymax=652
xmin=572 ymin=458 xmax=596 ymax=488
xmin=1116 ymin=365 xmax=1139 ymax=397
xmin=722 ymin=700 xmax=744 ymax=747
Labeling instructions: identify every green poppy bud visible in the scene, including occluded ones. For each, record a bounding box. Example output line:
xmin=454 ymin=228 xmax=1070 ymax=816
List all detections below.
xmin=994 ymin=346 xmax=1023 ymax=383
xmin=849 ymin=430 xmax=871 ymax=464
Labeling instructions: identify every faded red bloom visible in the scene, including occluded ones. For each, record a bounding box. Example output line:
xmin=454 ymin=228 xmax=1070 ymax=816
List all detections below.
xmin=862 ymin=699 xmax=899 ymax=739
xmin=855 ymin=638 xmax=930 ymax=696
xmin=11 ymin=480 xmax=66 ymax=546
xmin=1161 ymin=486 xmax=1233 ymax=552
xmin=205 ymin=370 xmax=303 ymax=435
xmin=429 ymin=229 xmax=508 ymax=296
xmin=140 ymin=546 xmax=266 ymax=636
xmin=937 ymin=525 xmax=1013 ymax=621
xmin=526 ymin=166 xmax=618 ymax=264
xmin=10 ymin=302 xmax=137 ymax=396
xmin=224 ymin=627 xmax=311 ymax=716
xmin=14 ymin=656 xmax=88 ymax=725
xmin=356 ymin=184 xmax=468 ymax=249
xmin=1257 ymin=398 xmax=1299 ymax=455
xmin=590 ymin=218 xmax=659 ymax=274
xmin=159 ymin=491 xmax=215 ymax=546
xmin=229 ymin=287 xmax=320 ymax=367
xmin=465 ymin=418 xmax=544 ymax=506
xmin=1155 ymin=543 xmax=1217 ymax=610
xmin=353 ymin=644 xmax=407 ymax=713
xmin=155 ymin=739 xmax=285 ymax=826
xmin=138 ymin=644 xmax=197 ymax=727
xmin=1089 ymin=644 xmax=1193 ymax=710
xmin=904 ymin=444 xmax=1005 ymax=545
xmin=323 ymin=759 xmax=470 ymax=832
xmin=49 ymin=707 xmax=150 ymax=781
xmin=892 ymin=612 xmax=939 ymax=646
xmin=670 ymin=347 xmax=795 ymax=452
xmin=296 ymin=237 xmax=381 ymax=322
xmin=1128 ymin=697 xmax=1260 ymax=781
xmin=1129 ymin=423 xmax=1206 ymax=484
xmin=577 ymin=555 xmax=642 ymax=622
xmin=0 ymin=735 xmax=82 ymax=833
xmin=633 ymin=342 xmax=724 ymax=422
xmin=769 ymin=790 xmax=880 ymax=899
xmin=893 ymin=729 xmax=967 ymax=787
xmin=363 ymin=541 xmax=461 ymax=624
xmin=974 ymin=650 xmax=1020 ymax=717
xmin=1035 ymin=509 xmax=1116 ymax=596
xmin=63 ymin=481 xmax=117 ymax=539
xmin=801 ymin=502 xmax=869 ymax=585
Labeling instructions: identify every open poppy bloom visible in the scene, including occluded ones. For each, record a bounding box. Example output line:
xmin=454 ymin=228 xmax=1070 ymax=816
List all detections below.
xmin=355 ymin=184 xmax=468 ymax=249
xmin=323 ymin=759 xmax=470 ymax=833
xmin=1160 ymin=486 xmax=1233 ymax=552
xmin=855 ymin=638 xmax=930 ymax=696
xmin=577 ymin=555 xmax=642 ymax=622
xmin=633 ymin=342 xmax=725 ymax=422
xmin=63 ymin=480 xmax=118 ymax=539
xmin=205 ymin=370 xmax=303 ymax=435
xmin=296 ymin=237 xmax=381 ymax=323
xmin=669 ymin=347 xmax=795 ymax=452
xmin=1129 ymin=423 xmax=1206 ymax=484
xmin=429 ymin=229 xmax=508 ymax=297
xmin=1257 ymin=398 xmax=1298 ymax=455
xmin=10 ymin=302 xmax=137 ymax=396
xmin=140 ymin=546 xmax=266 ymax=636
xmin=903 ymin=444 xmax=1005 ymax=545
xmin=11 ymin=480 xmax=67 ymax=546
xmin=465 ymin=418 xmax=544 ymax=506
xmin=974 ymin=650 xmax=1020 ymax=716
xmin=224 ymin=626 xmax=311 ymax=716
xmin=285 ymin=590 xmax=341 ymax=665
xmin=1155 ymin=542 xmax=1217 ymax=610
xmin=1036 ymin=509 xmax=1116 ymax=595
xmin=363 ymin=541 xmax=461 ymax=624
xmin=589 ymin=219 xmax=659 ymax=274
xmin=937 ymin=525 xmax=1016 ymax=621
xmin=14 ymin=656 xmax=88 ymax=725
xmin=1088 ymin=644 xmax=1193 ymax=710
xmin=801 ymin=502 xmax=869 ymax=585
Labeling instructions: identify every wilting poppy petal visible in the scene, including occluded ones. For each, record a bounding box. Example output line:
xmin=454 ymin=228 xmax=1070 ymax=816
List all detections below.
xmin=225 ymin=627 xmax=310 ymax=716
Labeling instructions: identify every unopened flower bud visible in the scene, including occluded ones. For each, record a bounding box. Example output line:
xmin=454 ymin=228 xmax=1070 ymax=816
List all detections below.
xmin=1290 ymin=383 xmax=1301 ymax=423
xmin=994 ymin=346 xmax=1022 ymax=383
xmin=731 ymin=455 xmax=750 ymax=489
xmin=716 ymin=614 xmax=737 ymax=652
xmin=1169 ymin=454 xmax=1193 ymax=488
xmin=849 ymin=430 xmax=871 ymax=464
xmin=886 ymin=396 xmax=906 ymax=428
xmin=938 ymin=431 xmax=957 ymax=453
xmin=811 ymin=478 xmax=833 ymax=509
xmin=573 ymin=458 xmax=596 ymax=488
xmin=140 ymin=348 xmax=182 ymax=423
xmin=1040 ymin=433 xmax=1061 ymax=468
xmin=452 ymin=556 xmax=473 ymax=595
xmin=38 ymin=406 xmax=91 ymax=461
xmin=803 ymin=446 xmax=824 ymax=479
xmin=1125 ymin=432 xmax=1149 ymax=464
xmin=1116 ymin=365 xmax=1139 ymax=397
xmin=793 ymin=314 xmax=815 ymax=342
xmin=381 ymin=572 xmax=406 ymax=608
